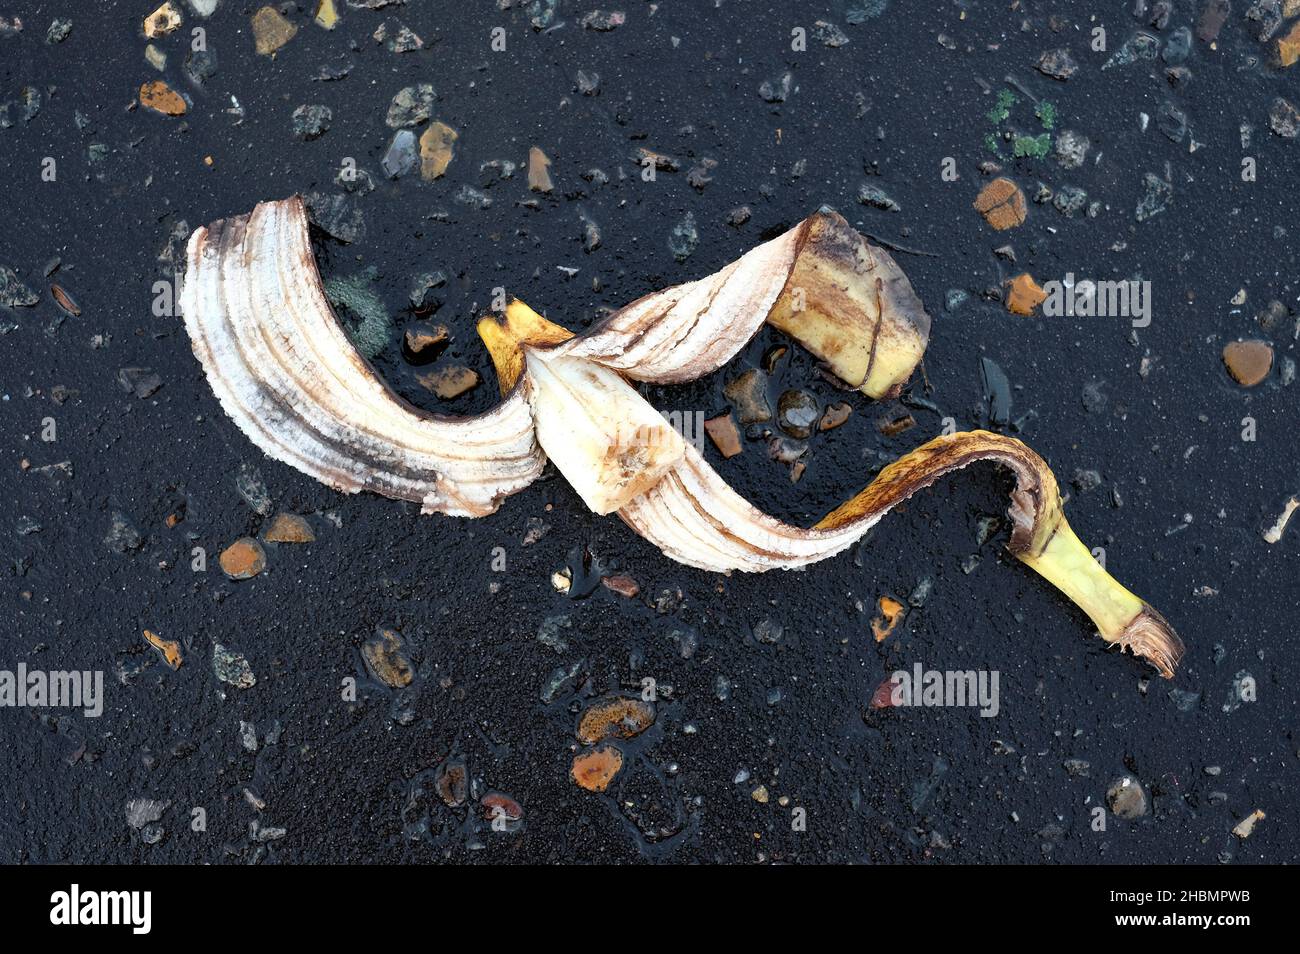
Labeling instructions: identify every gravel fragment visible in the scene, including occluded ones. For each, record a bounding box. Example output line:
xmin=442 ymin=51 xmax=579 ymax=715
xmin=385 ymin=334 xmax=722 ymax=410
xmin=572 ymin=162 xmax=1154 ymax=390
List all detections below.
xmin=1063 ymin=759 xmax=1091 ymax=778
xmin=385 ymin=84 xmax=435 ymax=128
xmin=1106 ymin=776 xmax=1147 ymax=819
xmin=291 ymin=104 xmax=332 ymax=140
xmin=45 ymin=18 xmax=72 ymax=43
xmin=104 ymin=511 xmax=144 ymax=553
xmin=813 ymin=20 xmax=850 ymax=47
xmin=581 ymin=10 xmax=625 ymax=31
xmin=235 ymin=464 xmax=272 ymax=514
xmin=1036 ymin=47 xmax=1077 ymax=80
xmin=213 ymin=644 xmax=256 ymax=689
xmin=1054 ymin=129 xmax=1090 ymax=169
xmin=381 ymin=129 xmax=418 ymax=178
xmin=857 ymin=183 xmax=900 ymax=211
xmin=759 ymin=71 xmax=792 ymax=103
xmin=1135 ymin=171 xmax=1173 ymax=221
xmin=304 ymin=192 xmax=365 ymax=243
xmin=1269 ymin=97 xmax=1300 ymax=138
xmin=0 ymin=266 xmax=38 ymax=307
xmin=125 ymin=798 xmax=170 ymax=829
xmin=668 ymin=212 xmax=698 ymax=261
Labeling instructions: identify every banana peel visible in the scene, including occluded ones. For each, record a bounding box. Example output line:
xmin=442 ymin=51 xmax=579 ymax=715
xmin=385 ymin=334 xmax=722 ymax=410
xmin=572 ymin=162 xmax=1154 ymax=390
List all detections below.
xmin=181 ymin=195 xmax=1183 ymax=678
xmin=482 ymin=305 xmax=1182 ymax=678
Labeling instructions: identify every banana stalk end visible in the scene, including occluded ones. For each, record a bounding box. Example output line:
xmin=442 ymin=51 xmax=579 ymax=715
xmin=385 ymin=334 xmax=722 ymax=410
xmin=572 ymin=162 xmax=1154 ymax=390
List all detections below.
xmin=1112 ymin=605 xmax=1184 ymax=680
xmin=816 ymin=430 xmax=1183 ymax=679
xmin=1016 ymin=510 xmax=1184 ymax=679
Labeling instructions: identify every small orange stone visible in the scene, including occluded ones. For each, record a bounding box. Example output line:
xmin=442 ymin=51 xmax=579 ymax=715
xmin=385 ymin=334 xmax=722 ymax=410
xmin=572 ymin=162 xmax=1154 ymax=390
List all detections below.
xmin=139 ymin=80 xmax=186 ymax=116
xmin=418 ymin=365 xmax=479 ymax=399
xmin=263 ymin=512 xmax=315 ymax=543
xmin=1276 ymin=20 xmax=1300 ymax=68
xmin=219 ymin=537 xmax=266 ymax=580
xmin=577 ymin=697 xmax=655 ymax=744
xmin=143 ymin=629 xmax=183 ymax=670
xmin=1222 ymin=340 xmax=1274 ymax=387
xmin=571 ymin=743 xmax=624 ymax=792
xmin=251 ymin=5 xmax=297 ymax=55
xmin=1005 ymin=273 xmax=1048 ymax=316
xmin=418 ymin=121 xmax=459 ymax=180
xmin=601 ymin=574 xmax=640 ymax=598
xmin=818 ymin=402 xmax=852 ymax=431
xmin=974 ymin=177 xmax=1027 ymax=230
xmin=871 ymin=596 xmax=906 ymax=642
xmin=704 ymin=412 xmax=743 ymax=458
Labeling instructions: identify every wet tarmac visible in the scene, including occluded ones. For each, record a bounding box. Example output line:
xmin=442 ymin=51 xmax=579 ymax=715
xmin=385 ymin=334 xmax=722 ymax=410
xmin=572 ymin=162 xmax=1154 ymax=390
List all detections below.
xmin=1 ymin=0 xmax=1297 ymax=863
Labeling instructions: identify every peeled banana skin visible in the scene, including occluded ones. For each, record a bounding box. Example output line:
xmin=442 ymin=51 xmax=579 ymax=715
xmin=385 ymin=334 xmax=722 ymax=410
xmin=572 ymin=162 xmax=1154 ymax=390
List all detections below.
xmin=181 ymin=195 xmax=1183 ymax=678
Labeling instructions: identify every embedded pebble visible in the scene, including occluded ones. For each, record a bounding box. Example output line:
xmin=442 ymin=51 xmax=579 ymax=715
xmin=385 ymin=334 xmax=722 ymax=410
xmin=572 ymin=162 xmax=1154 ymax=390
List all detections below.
xmin=213 ymin=644 xmax=256 ymax=689
xmin=1106 ymin=776 xmax=1148 ymax=819
xmin=577 ymin=697 xmax=655 ymax=744
xmin=386 ymin=84 xmax=435 ymax=128
xmin=1222 ymin=340 xmax=1274 ymax=386
xmin=219 ymin=537 xmax=266 ymax=580
xmin=572 ymin=744 xmax=624 ymax=792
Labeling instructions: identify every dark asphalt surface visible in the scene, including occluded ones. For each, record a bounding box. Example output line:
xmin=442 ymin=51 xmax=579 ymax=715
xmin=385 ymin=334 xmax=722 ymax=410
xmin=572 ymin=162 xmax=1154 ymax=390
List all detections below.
xmin=2 ymin=0 xmax=1297 ymax=863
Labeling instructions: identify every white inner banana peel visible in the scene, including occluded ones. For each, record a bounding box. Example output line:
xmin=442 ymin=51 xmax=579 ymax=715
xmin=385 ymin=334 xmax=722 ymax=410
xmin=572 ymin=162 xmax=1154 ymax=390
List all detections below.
xmin=525 ymin=348 xmax=685 ymax=515
xmin=181 ymin=195 xmax=1183 ymax=678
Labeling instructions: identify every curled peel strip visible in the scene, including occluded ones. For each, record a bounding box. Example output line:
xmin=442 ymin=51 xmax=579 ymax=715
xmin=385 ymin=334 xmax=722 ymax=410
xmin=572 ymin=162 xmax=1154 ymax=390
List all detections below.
xmin=182 ymin=196 xmax=1183 ymax=677
xmin=180 ymin=197 xmax=544 ymax=517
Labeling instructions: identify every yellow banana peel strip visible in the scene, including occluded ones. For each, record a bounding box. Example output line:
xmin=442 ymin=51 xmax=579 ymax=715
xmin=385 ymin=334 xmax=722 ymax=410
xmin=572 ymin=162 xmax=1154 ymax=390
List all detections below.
xmin=182 ymin=195 xmax=1183 ymax=678
xmin=620 ymin=430 xmax=1182 ymax=678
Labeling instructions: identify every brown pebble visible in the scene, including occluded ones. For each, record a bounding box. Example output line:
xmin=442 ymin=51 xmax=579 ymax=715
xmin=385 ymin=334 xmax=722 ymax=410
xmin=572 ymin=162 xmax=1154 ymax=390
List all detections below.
xmin=577 ymin=697 xmax=655 ymax=744
xmin=704 ymin=412 xmax=743 ymax=458
xmin=418 ymin=121 xmax=459 ymax=180
xmin=263 ymin=513 xmax=315 ymax=543
xmin=571 ymin=743 xmax=624 ymax=792
xmin=818 ymin=402 xmax=852 ymax=431
xmin=871 ymin=596 xmax=906 ymax=642
xmin=763 ymin=345 xmax=788 ymax=373
xmin=433 ymin=757 xmax=468 ymax=807
xmin=361 ymin=627 xmax=414 ymax=688
xmin=974 ymin=177 xmax=1026 ymax=230
xmin=139 ymin=80 xmax=186 ymax=116
xmin=877 ymin=413 xmax=915 ymax=437
xmin=601 ymin=574 xmax=640 ymax=598
xmin=1222 ymin=340 xmax=1273 ymax=387
xmin=403 ymin=322 xmax=449 ymax=360
xmin=722 ymin=369 xmax=772 ymax=423
xmin=777 ymin=389 xmax=819 ymax=439
xmin=143 ymin=629 xmax=183 ymax=670
xmin=528 ymin=146 xmax=554 ymax=192
xmin=481 ymin=792 xmax=523 ymax=824
xmin=50 ymin=285 xmax=81 ymax=317
xmin=219 ymin=537 xmax=266 ymax=580
xmin=251 ymin=5 xmax=297 ymax=55
xmin=143 ymin=2 xmax=182 ymax=39
xmin=1279 ymin=20 xmax=1300 ymax=67
xmin=1005 ymin=273 xmax=1047 ymax=316
xmin=869 ymin=674 xmax=902 ymax=709
xmin=418 ymin=365 xmax=479 ymax=399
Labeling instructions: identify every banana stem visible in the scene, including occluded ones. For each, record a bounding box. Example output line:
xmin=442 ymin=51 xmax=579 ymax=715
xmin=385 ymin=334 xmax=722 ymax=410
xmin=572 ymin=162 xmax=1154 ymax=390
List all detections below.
xmin=1018 ymin=519 xmax=1182 ymax=677
xmin=816 ymin=430 xmax=1183 ymax=678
